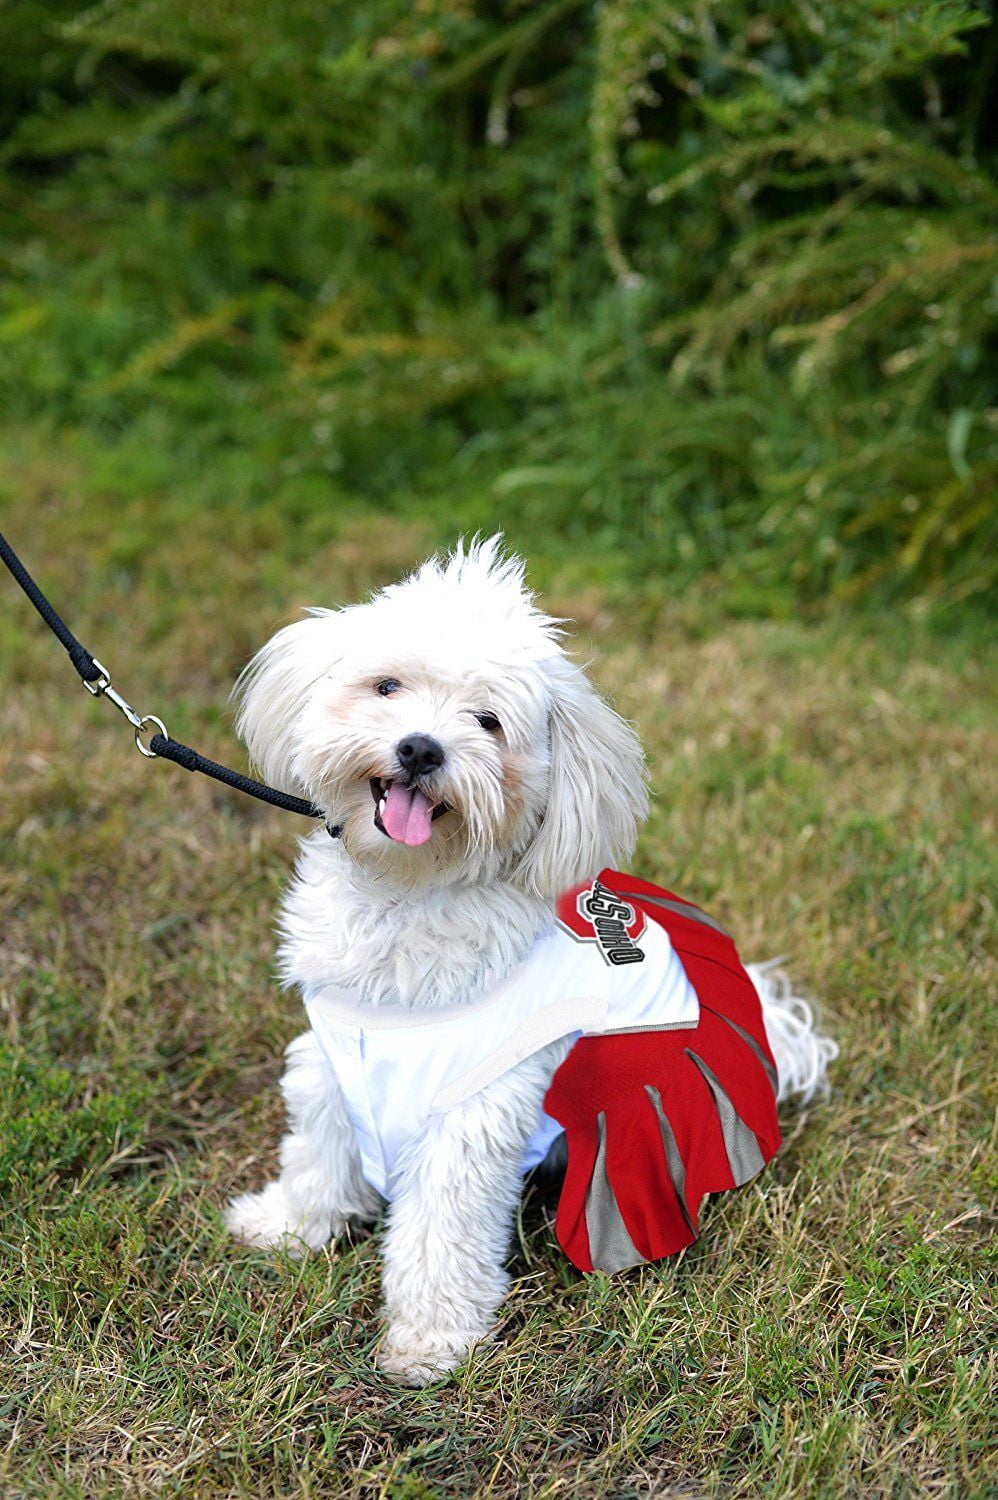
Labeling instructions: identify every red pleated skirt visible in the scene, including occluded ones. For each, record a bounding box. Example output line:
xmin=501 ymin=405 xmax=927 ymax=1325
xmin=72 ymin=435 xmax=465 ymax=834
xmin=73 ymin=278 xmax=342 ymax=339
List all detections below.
xmin=544 ymin=870 xmax=782 ymax=1273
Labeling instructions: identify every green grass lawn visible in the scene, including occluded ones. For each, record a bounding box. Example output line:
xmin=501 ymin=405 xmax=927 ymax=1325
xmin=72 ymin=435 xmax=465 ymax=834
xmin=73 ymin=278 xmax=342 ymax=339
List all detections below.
xmin=0 ymin=426 xmax=994 ymax=1497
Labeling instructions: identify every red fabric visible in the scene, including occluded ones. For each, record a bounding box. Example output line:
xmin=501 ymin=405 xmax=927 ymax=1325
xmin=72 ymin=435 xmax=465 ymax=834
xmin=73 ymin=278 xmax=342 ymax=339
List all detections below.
xmin=544 ymin=869 xmax=781 ymax=1272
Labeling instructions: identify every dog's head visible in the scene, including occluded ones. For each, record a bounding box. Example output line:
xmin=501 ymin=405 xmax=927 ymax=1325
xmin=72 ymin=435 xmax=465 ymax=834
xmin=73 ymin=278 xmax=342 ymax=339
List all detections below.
xmin=235 ymin=537 xmax=646 ymax=896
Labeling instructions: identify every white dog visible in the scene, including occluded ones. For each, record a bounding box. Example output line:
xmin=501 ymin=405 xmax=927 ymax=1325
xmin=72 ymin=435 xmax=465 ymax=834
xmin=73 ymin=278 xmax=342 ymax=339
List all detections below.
xmin=225 ymin=536 xmax=834 ymax=1385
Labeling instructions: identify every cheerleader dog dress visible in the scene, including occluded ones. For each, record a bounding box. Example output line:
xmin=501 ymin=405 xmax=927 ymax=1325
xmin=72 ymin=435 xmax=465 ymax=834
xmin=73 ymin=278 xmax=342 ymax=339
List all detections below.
xmin=304 ymin=870 xmax=781 ymax=1273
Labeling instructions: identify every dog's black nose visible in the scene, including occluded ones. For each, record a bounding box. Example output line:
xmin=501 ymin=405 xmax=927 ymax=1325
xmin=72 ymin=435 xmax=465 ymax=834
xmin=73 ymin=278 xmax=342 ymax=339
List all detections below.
xmin=396 ymin=733 xmax=445 ymax=779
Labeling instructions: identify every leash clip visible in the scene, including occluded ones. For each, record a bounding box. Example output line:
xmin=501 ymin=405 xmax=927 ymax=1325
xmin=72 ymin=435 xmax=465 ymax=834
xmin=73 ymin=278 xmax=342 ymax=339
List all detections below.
xmin=81 ymin=658 xmax=112 ymax=697
xmin=81 ymin=656 xmax=168 ymax=757
xmin=2 ymin=530 xmax=321 ymax=822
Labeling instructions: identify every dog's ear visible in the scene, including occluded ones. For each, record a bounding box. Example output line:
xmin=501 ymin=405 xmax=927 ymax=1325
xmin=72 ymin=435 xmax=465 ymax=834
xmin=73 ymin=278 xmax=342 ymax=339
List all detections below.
xmin=514 ymin=654 xmax=648 ymax=899
xmin=233 ymin=612 xmax=340 ymax=793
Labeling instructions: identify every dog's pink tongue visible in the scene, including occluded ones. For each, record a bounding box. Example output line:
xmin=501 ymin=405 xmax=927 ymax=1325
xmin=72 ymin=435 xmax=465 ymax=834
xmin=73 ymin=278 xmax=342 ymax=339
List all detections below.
xmin=382 ymin=782 xmax=435 ymax=846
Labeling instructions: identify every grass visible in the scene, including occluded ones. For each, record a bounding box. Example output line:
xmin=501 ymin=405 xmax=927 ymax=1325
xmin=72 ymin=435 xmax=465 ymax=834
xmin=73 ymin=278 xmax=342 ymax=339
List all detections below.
xmin=0 ymin=422 xmax=994 ymax=1498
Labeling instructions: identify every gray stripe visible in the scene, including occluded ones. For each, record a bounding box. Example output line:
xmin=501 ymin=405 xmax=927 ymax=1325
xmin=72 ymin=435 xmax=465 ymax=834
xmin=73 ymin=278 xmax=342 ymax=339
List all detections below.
xmin=600 ymin=1019 xmax=699 ymax=1035
xmin=685 ymin=1050 xmax=766 ymax=1185
xmin=644 ymin=1085 xmax=697 ymax=1238
xmin=617 ymin=892 xmax=731 ymax=937
xmin=705 ymin=1006 xmax=779 ymax=1096
xmin=584 ymin=1112 xmax=646 ymax=1273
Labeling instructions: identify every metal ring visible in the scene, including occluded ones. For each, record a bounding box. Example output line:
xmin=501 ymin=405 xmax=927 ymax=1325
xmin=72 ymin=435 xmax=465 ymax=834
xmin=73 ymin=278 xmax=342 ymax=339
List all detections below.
xmin=135 ymin=714 xmax=168 ymax=758
xmin=82 ymin=658 xmax=111 ymax=696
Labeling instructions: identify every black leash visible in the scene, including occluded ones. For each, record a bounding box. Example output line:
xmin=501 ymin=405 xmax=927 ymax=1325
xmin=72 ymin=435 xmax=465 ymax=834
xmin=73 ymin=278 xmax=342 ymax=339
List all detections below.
xmin=0 ymin=530 xmax=335 ymax=831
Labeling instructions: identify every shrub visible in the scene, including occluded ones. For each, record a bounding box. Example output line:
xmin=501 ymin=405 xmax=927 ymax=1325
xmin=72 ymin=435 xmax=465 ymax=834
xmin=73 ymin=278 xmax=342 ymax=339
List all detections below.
xmin=0 ymin=0 xmax=994 ymax=606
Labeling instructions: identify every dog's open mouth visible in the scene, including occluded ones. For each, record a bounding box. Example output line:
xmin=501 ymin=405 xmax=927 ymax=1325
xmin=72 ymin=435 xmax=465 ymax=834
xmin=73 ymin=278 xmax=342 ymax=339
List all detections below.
xmin=370 ymin=777 xmax=450 ymax=847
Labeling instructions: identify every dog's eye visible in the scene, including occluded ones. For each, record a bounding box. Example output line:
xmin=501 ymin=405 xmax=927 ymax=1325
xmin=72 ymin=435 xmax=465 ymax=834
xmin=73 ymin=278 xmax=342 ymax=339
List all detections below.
xmin=375 ymin=678 xmax=401 ymax=697
xmin=475 ymin=712 xmax=502 ymax=733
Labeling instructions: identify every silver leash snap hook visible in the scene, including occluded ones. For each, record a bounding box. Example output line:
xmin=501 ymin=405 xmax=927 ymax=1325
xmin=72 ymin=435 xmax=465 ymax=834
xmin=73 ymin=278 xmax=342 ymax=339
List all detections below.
xmin=82 ymin=658 xmax=111 ymax=696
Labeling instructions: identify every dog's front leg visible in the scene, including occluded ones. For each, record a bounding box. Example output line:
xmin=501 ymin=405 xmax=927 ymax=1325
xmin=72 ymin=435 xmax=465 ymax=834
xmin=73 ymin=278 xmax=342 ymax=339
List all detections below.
xmin=377 ymin=1042 xmax=568 ymax=1386
xmin=225 ymin=1028 xmax=380 ymax=1255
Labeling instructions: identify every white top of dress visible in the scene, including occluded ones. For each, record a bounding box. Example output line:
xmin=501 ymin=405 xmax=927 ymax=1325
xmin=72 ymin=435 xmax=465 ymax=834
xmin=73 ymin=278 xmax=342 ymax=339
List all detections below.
xmin=302 ymin=878 xmax=699 ymax=1197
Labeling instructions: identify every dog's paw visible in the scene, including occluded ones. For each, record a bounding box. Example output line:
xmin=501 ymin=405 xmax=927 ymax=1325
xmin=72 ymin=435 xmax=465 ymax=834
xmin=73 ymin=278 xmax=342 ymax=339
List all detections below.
xmin=223 ymin=1181 xmax=334 ymax=1258
xmin=376 ymin=1322 xmax=489 ymax=1387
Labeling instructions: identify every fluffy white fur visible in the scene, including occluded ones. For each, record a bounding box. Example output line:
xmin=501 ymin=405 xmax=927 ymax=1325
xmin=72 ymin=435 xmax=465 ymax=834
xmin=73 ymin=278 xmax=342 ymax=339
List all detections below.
xmin=224 ymin=536 xmax=836 ymax=1385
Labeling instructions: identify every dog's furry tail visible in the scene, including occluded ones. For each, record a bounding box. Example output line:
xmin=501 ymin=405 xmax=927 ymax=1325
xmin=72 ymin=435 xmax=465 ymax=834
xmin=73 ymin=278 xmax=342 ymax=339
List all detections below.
xmin=747 ymin=962 xmax=839 ymax=1106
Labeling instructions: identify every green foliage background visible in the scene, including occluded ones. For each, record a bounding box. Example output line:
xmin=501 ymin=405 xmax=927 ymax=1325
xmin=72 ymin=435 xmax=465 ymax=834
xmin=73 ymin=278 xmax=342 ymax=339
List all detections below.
xmin=2 ymin=0 xmax=996 ymax=611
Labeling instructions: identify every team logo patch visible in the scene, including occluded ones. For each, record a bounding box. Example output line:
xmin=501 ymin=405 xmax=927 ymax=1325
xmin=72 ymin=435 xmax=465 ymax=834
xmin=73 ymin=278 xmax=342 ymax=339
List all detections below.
xmin=556 ymin=879 xmax=646 ymax=966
